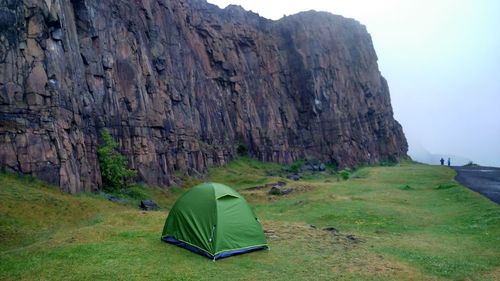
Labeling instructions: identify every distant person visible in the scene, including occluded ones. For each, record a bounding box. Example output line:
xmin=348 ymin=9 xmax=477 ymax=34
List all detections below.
xmin=447 ymin=158 xmax=451 ymax=166
xmin=440 ymin=158 xmax=444 ymax=165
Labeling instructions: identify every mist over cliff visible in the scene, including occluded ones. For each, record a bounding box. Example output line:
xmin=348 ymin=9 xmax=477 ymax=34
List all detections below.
xmin=0 ymin=0 xmax=407 ymax=192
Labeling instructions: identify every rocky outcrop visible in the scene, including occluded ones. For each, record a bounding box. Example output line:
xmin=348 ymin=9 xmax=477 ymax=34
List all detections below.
xmin=0 ymin=0 xmax=407 ymax=193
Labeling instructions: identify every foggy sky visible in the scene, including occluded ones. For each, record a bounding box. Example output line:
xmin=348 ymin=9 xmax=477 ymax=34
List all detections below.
xmin=207 ymin=0 xmax=500 ymax=167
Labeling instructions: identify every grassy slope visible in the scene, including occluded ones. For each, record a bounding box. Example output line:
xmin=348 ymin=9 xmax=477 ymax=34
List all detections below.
xmin=0 ymin=160 xmax=499 ymax=281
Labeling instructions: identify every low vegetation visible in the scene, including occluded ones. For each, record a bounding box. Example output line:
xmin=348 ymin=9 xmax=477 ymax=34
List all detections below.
xmin=1 ymin=160 xmax=499 ymax=280
xmin=338 ymin=169 xmax=351 ymax=180
xmin=97 ymin=129 xmax=137 ymax=191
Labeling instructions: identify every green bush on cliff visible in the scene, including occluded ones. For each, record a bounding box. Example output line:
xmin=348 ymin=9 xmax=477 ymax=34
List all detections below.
xmin=236 ymin=143 xmax=248 ymax=156
xmin=97 ymin=129 xmax=137 ymax=190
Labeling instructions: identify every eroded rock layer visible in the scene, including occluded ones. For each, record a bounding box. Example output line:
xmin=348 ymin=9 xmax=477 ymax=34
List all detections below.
xmin=0 ymin=0 xmax=407 ymax=192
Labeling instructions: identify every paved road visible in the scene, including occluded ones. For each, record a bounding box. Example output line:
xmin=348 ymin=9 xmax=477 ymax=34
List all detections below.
xmin=453 ymin=166 xmax=500 ymax=204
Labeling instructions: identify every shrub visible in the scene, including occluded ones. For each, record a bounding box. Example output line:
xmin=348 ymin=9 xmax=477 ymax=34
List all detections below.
xmin=97 ymin=129 xmax=137 ymax=191
xmin=379 ymin=160 xmax=397 ymax=166
xmin=236 ymin=143 xmax=248 ymax=156
xmin=325 ymin=161 xmax=338 ymax=171
xmin=289 ymin=160 xmax=305 ymax=173
xmin=339 ymin=169 xmax=350 ymax=180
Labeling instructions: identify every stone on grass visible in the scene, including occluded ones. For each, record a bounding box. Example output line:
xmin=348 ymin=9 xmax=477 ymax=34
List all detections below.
xmin=104 ymin=193 xmax=127 ymax=203
xmin=346 ymin=234 xmax=358 ymax=242
xmin=323 ymin=226 xmax=339 ymax=234
xmin=140 ymin=199 xmax=159 ymax=210
xmin=268 ymin=185 xmax=292 ymax=196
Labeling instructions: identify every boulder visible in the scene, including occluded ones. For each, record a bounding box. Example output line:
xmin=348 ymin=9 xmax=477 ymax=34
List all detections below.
xmin=302 ymin=164 xmax=313 ymax=172
xmin=346 ymin=234 xmax=358 ymax=242
xmin=319 ymin=163 xmax=326 ymax=171
xmin=268 ymin=185 xmax=292 ymax=196
xmin=139 ymin=199 xmax=159 ymax=210
xmin=323 ymin=226 xmax=339 ymax=234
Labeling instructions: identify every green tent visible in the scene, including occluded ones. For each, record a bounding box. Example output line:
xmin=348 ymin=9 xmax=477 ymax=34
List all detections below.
xmin=161 ymin=182 xmax=268 ymax=260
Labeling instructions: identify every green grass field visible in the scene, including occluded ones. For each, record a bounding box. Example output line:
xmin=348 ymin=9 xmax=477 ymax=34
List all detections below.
xmin=1 ymin=160 xmax=499 ymax=280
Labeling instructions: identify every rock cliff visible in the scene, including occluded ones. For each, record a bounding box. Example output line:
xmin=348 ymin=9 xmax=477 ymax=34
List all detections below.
xmin=0 ymin=0 xmax=407 ymax=192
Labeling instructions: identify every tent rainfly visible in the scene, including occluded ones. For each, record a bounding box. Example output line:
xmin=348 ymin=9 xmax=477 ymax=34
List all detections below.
xmin=161 ymin=182 xmax=268 ymax=260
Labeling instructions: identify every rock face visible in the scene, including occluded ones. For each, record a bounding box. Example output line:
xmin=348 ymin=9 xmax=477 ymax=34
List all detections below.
xmin=0 ymin=0 xmax=407 ymax=193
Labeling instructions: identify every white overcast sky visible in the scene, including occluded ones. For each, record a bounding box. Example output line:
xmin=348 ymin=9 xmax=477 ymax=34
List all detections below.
xmin=207 ymin=0 xmax=500 ymax=166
